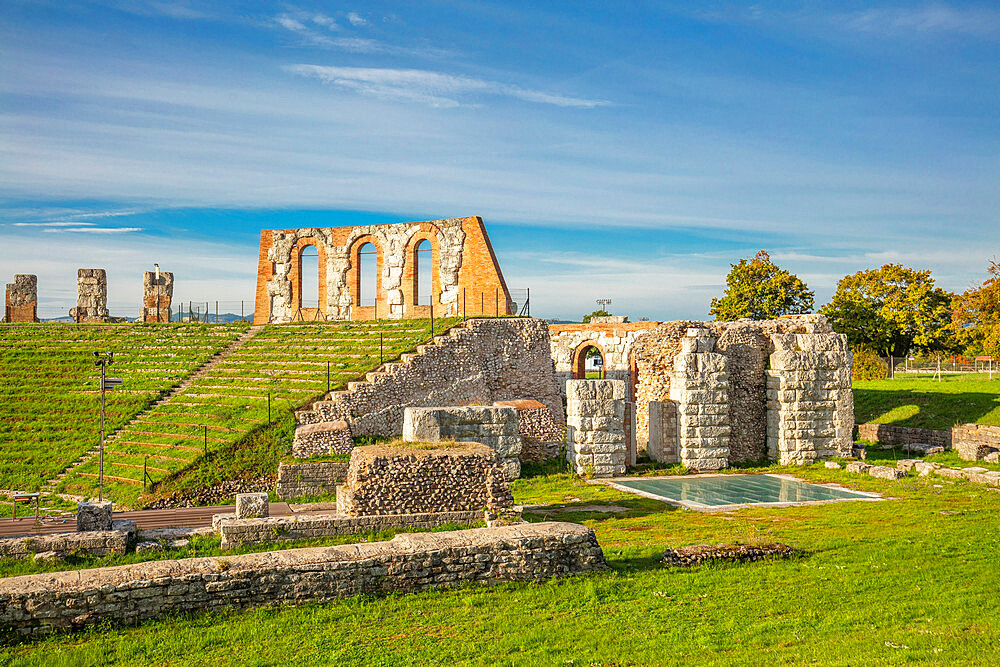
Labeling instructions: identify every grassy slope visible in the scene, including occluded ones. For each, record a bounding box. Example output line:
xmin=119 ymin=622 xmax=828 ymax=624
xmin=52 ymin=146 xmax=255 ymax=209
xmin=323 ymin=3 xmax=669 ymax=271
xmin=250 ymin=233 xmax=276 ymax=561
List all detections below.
xmin=0 ymin=323 xmax=246 ymax=491
xmin=3 ymin=464 xmax=999 ymax=664
xmin=853 ymin=372 xmax=1000 ymax=430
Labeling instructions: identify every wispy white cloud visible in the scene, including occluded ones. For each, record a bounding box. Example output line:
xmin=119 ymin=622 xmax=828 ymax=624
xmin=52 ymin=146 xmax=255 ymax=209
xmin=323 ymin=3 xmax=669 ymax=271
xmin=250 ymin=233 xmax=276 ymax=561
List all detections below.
xmin=286 ymin=65 xmax=612 ymax=109
xmin=271 ymin=12 xmax=452 ymax=57
xmin=42 ymin=227 xmax=144 ymax=233
xmin=838 ymin=4 xmax=1000 ymax=38
xmin=114 ymin=1 xmax=212 ymax=21
xmin=13 ymin=221 xmax=96 ymax=227
xmin=346 ymin=12 xmax=367 ymax=27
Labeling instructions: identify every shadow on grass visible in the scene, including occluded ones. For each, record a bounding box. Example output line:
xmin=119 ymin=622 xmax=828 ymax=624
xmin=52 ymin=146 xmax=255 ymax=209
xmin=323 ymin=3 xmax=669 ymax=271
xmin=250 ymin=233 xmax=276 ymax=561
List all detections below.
xmin=853 ymin=388 xmax=1000 ymax=430
xmin=522 ymin=496 xmax=674 ymax=523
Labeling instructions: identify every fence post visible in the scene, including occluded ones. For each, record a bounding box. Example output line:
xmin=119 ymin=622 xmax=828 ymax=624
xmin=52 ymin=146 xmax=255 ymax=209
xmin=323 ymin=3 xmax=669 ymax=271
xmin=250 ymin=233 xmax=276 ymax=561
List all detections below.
xmin=268 ymin=392 xmax=271 ymax=424
xmin=216 ymin=300 xmax=219 ymax=323
xmin=241 ymin=300 xmax=244 ymax=322
xmin=143 ymin=457 xmax=147 ymax=492
xmin=430 ymin=300 xmax=434 ymax=337
xmin=463 ymin=288 xmax=466 ymax=321
xmin=380 ymin=331 xmax=384 ymax=364
xmin=526 ymin=288 xmax=530 ymax=317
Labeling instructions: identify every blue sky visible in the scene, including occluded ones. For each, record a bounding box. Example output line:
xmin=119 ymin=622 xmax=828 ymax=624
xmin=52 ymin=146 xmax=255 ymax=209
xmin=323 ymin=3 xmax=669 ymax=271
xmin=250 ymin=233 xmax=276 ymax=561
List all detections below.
xmin=1 ymin=1 xmax=998 ymax=320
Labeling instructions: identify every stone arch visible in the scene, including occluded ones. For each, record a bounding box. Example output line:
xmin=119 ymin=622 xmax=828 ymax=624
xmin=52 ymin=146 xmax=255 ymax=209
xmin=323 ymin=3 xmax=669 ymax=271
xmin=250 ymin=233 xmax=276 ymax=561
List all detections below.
xmin=572 ymin=340 xmax=607 ymax=379
xmin=404 ymin=226 xmax=443 ymax=316
xmin=295 ymin=242 xmax=322 ymax=310
xmin=347 ymin=234 xmax=384 ymax=320
xmin=266 ymin=230 xmax=331 ymax=323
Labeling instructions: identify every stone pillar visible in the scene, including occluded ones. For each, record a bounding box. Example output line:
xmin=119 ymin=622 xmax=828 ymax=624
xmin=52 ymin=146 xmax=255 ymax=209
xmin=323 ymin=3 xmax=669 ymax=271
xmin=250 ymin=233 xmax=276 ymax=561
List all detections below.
xmin=76 ymin=500 xmax=113 ymax=532
xmin=4 ymin=274 xmax=38 ymax=322
xmin=70 ymin=269 xmax=109 ymax=323
xmin=402 ymin=406 xmax=523 ymax=479
xmin=647 ymin=400 xmax=679 ymax=463
xmin=670 ymin=328 xmax=730 ymax=470
xmin=565 ymin=379 xmax=627 ymax=478
xmin=141 ymin=271 xmax=174 ymax=322
xmin=766 ymin=333 xmax=852 ymax=464
xmin=235 ymin=493 xmax=269 ymax=519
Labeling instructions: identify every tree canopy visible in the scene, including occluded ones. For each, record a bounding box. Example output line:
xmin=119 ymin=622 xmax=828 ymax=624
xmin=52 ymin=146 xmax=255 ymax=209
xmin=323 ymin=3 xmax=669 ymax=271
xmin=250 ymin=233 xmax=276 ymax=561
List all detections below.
xmin=951 ymin=259 xmax=1000 ymax=359
xmin=820 ymin=264 xmax=955 ymax=358
xmin=710 ymin=250 xmax=814 ymax=321
xmin=582 ymin=309 xmax=610 ymax=323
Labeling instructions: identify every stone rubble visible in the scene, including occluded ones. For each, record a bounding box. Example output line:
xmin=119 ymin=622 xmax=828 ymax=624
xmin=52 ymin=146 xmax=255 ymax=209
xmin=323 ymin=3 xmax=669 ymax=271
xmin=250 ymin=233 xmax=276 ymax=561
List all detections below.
xmin=292 ymin=420 xmax=353 ymax=458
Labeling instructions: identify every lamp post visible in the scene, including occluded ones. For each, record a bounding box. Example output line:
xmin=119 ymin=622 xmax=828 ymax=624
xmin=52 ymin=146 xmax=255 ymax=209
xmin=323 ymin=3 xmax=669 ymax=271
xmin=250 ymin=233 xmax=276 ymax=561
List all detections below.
xmin=153 ymin=263 xmax=160 ymax=322
xmin=93 ymin=351 xmax=122 ymax=501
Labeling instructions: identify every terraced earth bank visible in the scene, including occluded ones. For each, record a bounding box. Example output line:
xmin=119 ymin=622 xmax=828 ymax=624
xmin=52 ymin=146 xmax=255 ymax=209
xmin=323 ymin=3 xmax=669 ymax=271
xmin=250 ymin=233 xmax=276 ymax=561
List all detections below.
xmin=49 ymin=319 xmax=456 ymax=506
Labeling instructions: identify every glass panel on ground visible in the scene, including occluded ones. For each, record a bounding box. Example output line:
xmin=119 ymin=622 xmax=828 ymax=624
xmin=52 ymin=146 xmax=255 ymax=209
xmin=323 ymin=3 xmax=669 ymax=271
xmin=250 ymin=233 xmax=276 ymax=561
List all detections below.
xmin=613 ymin=474 xmax=870 ymax=507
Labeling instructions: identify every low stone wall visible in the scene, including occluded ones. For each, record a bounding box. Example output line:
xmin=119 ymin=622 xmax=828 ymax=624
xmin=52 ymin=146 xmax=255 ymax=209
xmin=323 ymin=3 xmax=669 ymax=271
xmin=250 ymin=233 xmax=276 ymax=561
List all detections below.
xmin=662 ymin=542 xmax=795 ymax=567
xmin=952 ymin=424 xmax=1000 ymax=461
xmin=566 ymin=379 xmax=627 ymax=478
xmin=403 ymin=406 xmax=522 ymax=479
xmin=292 ymin=420 xmax=353 ymax=458
xmin=493 ymin=399 xmax=565 ymax=463
xmin=855 ymin=423 xmax=951 ymax=449
xmin=219 ymin=510 xmax=481 ymax=550
xmin=0 ymin=520 xmax=136 ymax=560
xmin=274 ymin=462 xmax=348 ymax=500
xmin=0 ymin=522 xmax=607 ymax=638
xmin=336 ymin=442 xmax=513 ymax=517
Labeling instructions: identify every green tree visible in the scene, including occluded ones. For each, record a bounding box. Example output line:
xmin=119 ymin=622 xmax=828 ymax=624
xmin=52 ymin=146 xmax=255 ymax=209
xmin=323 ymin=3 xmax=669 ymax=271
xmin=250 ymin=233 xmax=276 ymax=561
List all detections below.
xmin=951 ymin=259 xmax=1000 ymax=359
xmin=710 ymin=250 xmax=814 ymax=321
xmin=582 ymin=309 xmax=610 ymax=323
xmin=820 ymin=264 xmax=955 ymax=361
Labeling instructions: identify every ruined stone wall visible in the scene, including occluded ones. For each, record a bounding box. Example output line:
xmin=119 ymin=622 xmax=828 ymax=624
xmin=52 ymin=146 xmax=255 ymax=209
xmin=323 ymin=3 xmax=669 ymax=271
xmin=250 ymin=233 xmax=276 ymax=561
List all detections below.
xmin=335 ymin=442 xmax=513 ymax=516
xmin=0 ymin=523 xmax=607 ymax=638
xmin=292 ymin=420 xmax=353 ymax=458
xmin=253 ymin=216 xmax=511 ymax=323
xmin=856 ymin=424 xmax=951 ymax=449
xmin=566 ymin=379 xmax=627 ymax=478
xmin=493 ymin=399 xmax=565 ymax=463
xmin=549 ymin=322 xmax=660 ymax=398
xmin=0 ymin=521 xmax=135 ymax=560
xmin=309 ymin=318 xmax=564 ymax=437
xmin=274 ymin=462 xmax=349 ymax=500
xmin=4 ymin=274 xmax=37 ymax=322
xmin=140 ymin=271 xmax=173 ymax=323
xmin=70 ymin=269 xmax=108 ymax=323
xmin=671 ymin=328 xmax=731 ymax=470
xmin=953 ymin=424 xmax=1000 ymax=461
xmin=402 ymin=406 xmax=522 ymax=479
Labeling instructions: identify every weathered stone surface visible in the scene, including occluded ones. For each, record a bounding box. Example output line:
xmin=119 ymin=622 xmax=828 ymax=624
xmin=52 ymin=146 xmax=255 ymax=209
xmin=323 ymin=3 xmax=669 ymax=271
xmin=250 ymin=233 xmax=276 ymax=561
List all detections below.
xmin=868 ymin=465 xmax=906 ymax=480
xmin=0 ymin=522 xmax=608 ymax=638
xmin=292 ymin=420 xmax=353 ymax=458
xmin=140 ymin=270 xmax=173 ymax=322
xmin=953 ymin=424 xmax=1000 ymax=461
xmin=856 ymin=424 xmax=951 ymax=449
xmin=235 ymin=493 xmax=268 ymax=519
xmin=402 ymin=406 xmax=522 ymax=479
xmin=661 ymin=542 xmax=796 ymax=567
xmin=824 ymin=461 xmax=842 ymax=469
xmin=69 ymin=268 xmax=108 ymax=322
xmin=4 ymin=274 xmax=37 ymax=322
xmin=845 ymin=461 xmax=871 ymax=474
xmin=76 ymin=500 xmax=113 ymax=532
xmin=275 ymin=462 xmax=348 ymax=500
xmin=336 ymin=442 xmax=512 ymax=517
xmin=0 ymin=520 xmax=134 ymax=560
xmin=566 ymin=379 xmax=627 ymax=478
xmin=493 ymin=399 xmax=565 ymax=462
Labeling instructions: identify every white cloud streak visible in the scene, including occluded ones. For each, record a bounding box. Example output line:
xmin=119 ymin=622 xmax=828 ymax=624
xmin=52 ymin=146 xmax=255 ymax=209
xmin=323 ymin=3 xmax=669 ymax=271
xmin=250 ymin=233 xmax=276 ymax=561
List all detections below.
xmin=42 ymin=227 xmax=144 ymax=233
xmin=286 ymin=64 xmax=612 ymax=109
xmin=347 ymin=12 xmax=367 ymax=27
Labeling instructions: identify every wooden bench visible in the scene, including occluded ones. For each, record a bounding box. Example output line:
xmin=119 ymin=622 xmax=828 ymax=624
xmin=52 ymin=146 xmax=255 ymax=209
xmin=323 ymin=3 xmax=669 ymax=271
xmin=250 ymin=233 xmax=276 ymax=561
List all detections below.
xmin=11 ymin=492 xmax=40 ymax=521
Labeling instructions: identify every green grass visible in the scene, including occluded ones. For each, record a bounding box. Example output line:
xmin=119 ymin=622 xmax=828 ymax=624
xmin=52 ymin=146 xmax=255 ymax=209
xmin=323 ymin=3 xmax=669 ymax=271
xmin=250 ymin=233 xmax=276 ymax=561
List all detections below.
xmin=853 ymin=372 xmax=1000 ymax=430
xmin=2 ymin=464 xmax=999 ymax=664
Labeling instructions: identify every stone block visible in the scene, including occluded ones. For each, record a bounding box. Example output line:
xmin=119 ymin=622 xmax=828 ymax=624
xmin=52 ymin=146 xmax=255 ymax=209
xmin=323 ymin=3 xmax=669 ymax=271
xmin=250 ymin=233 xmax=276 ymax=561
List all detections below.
xmin=845 ymin=461 xmax=871 ymax=474
xmin=868 ymin=465 xmax=905 ymax=480
xmin=76 ymin=500 xmax=113 ymax=532
xmin=235 ymin=493 xmax=269 ymax=519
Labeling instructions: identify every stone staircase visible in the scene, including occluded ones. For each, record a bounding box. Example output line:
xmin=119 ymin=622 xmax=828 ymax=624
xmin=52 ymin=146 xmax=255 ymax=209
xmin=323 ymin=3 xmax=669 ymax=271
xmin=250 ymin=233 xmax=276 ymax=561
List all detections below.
xmin=41 ymin=326 xmax=264 ymax=495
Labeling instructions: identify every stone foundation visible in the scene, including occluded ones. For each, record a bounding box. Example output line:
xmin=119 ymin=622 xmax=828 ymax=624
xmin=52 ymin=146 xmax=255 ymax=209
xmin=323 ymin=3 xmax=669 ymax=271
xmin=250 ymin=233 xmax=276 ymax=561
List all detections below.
xmin=336 ymin=442 xmax=513 ymax=516
xmin=4 ymin=274 xmax=37 ymax=322
xmin=292 ymin=420 xmax=353 ymax=457
xmin=566 ymin=379 xmax=627 ymax=478
xmin=0 ymin=522 xmax=607 ymax=638
xmin=403 ymin=406 xmax=522 ymax=479
xmin=952 ymin=424 xmax=1000 ymax=461
xmin=855 ymin=423 xmax=952 ymax=449
xmin=140 ymin=271 xmax=173 ymax=322
xmin=76 ymin=500 xmax=113 ymax=532
xmin=69 ymin=268 xmax=109 ymax=323
xmin=275 ymin=462 xmax=349 ymax=500
xmin=0 ymin=520 xmax=136 ymax=560
xmin=493 ymin=399 xmax=565 ymax=463
xmin=672 ymin=328 xmax=731 ymax=470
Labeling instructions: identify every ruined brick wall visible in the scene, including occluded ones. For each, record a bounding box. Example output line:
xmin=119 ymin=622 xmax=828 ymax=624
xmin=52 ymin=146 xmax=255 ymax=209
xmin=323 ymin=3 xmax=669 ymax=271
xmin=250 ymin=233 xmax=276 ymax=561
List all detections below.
xmin=632 ymin=315 xmax=850 ymax=465
xmin=253 ymin=216 xmax=511 ymax=323
xmin=69 ymin=268 xmax=108 ymax=323
xmin=402 ymin=406 xmax=522 ymax=479
xmin=335 ymin=442 xmax=513 ymax=516
xmin=140 ymin=271 xmax=173 ymax=322
xmin=308 ymin=318 xmax=564 ymax=437
xmin=493 ymin=399 xmax=565 ymax=463
xmin=4 ymin=274 xmax=37 ymax=322
xmin=0 ymin=523 xmax=607 ymax=638
xmin=549 ymin=322 xmax=660 ymax=399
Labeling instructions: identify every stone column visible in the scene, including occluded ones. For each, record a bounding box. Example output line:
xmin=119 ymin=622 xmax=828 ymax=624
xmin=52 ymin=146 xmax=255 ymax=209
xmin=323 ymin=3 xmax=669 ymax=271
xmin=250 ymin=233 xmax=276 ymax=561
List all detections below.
xmin=70 ymin=269 xmax=109 ymax=323
xmin=4 ymin=274 xmax=38 ymax=322
xmin=647 ymin=400 xmax=679 ymax=463
xmin=670 ymin=328 xmax=730 ymax=470
xmin=565 ymin=379 xmax=627 ymax=478
xmin=76 ymin=500 xmax=113 ymax=532
xmin=235 ymin=493 xmax=269 ymax=519
xmin=141 ymin=271 xmax=174 ymax=322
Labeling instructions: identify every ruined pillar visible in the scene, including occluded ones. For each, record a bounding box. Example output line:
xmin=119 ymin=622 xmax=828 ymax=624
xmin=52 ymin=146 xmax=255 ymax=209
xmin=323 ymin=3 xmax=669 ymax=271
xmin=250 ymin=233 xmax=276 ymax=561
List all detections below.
xmin=565 ymin=379 xmax=627 ymax=478
xmin=4 ymin=274 xmax=38 ymax=322
xmin=669 ymin=328 xmax=731 ymax=471
xmin=141 ymin=271 xmax=174 ymax=322
xmin=69 ymin=269 xmax=109 ymax=323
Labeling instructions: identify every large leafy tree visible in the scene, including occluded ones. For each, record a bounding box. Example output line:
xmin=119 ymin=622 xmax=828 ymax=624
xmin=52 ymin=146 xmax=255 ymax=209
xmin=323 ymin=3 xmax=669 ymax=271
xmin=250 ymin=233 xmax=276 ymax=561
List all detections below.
xmin=710 ymin=250 xmax=814 ymax=321
xmin=951 ymin=260 xmax=1000 ymax=359
xmin=820 ymin=264 xmax=955 ymax=359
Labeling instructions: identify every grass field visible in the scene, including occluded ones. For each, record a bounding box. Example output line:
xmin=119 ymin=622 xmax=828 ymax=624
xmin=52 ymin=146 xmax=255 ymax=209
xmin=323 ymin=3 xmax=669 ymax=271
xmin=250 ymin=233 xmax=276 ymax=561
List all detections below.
xmin=2 ymin=462 xmax=998 ymax=664
xmin=853 ymin=372 xmax=1000 ymax=430
xmin=0 ymin=323 xmax=247 ymax=492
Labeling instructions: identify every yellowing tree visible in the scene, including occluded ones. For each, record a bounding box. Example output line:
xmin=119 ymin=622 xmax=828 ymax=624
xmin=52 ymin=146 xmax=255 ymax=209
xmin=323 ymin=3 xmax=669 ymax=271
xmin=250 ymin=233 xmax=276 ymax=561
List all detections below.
xmin=710 ymin=250 xmax=814 ymax=321
xmin=951 ymin=260 xmax=1000 ymax=359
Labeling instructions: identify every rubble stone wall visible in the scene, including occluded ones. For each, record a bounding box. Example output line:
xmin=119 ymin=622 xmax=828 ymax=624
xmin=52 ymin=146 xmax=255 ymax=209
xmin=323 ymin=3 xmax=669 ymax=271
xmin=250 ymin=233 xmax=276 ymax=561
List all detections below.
xmin=274 ymin=462 xmax=349 ymax=500
xmin=4 ymin=274 xmax=37 ymax=322
xmin=292 ymin=420 xmax=353 ymax=458
xmin=0 ymin=522 xmax=607 ymax=638
xmin=566 ymin=379 xmax=627 ymax=478
xmin=140 ymin=271 xmax=174 ymax=322
xmin=253 ymin=216 xmax=511 ymax=323
xmin=953 ymin=424 xmax=1000 ymax=461
xmin=336 ymin=442 xmax=513 ymax=516
xmin=402 ymin=406 xmax=522 ymax=479
xmin=70 ymin=268 xmax=108 ymax=323
xmin=309 ymin=318 xmax=564 ymax=437
xmin=856 ymin=423 xmax=952 ymax=449
xmin=494 ymin=399 xmax=565 ymax=463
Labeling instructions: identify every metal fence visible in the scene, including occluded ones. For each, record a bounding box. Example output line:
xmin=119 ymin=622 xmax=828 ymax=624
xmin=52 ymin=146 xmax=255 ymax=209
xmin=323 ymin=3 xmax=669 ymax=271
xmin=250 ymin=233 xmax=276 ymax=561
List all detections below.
xmin=167 ymin=300 xmax=255 ymax=323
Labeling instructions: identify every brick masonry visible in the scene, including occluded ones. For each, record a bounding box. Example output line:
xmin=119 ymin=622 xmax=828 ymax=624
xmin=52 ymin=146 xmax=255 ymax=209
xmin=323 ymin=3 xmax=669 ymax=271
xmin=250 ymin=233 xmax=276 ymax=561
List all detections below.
xmin=855 ymin=424 xmax=952 ymax=449
xmin=565 ymin=379 xmax=627 ymax=478
xmin=275 ymin=461 xmax=349 ymax=500
xmin=4 ymin=274 xmax=37 ymax=322
xmin=140 ymin=271 xmax=174 ymax=323
xmin=402 ymin=406 xmax=522 ymax=479
xmin=549 ymin=322 xmax=661 ymax=399
xmin=0 ymin=522 xmax=608 ymax=638
xmin=253 ymin=216 xmax=511 ymax=323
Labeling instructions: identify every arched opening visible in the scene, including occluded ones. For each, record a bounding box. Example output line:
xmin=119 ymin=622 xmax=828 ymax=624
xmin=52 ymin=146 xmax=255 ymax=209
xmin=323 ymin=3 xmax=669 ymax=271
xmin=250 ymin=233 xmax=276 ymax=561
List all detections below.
xmin=572 ymin=342 xmax=606 ymax=379
xmin=358 ymin=242 xmax=378 ymax=307
xmin=298 ymin=244 xmax=319 ymax=309
xmin=414 ymin=239 xmax=432 ymax=305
